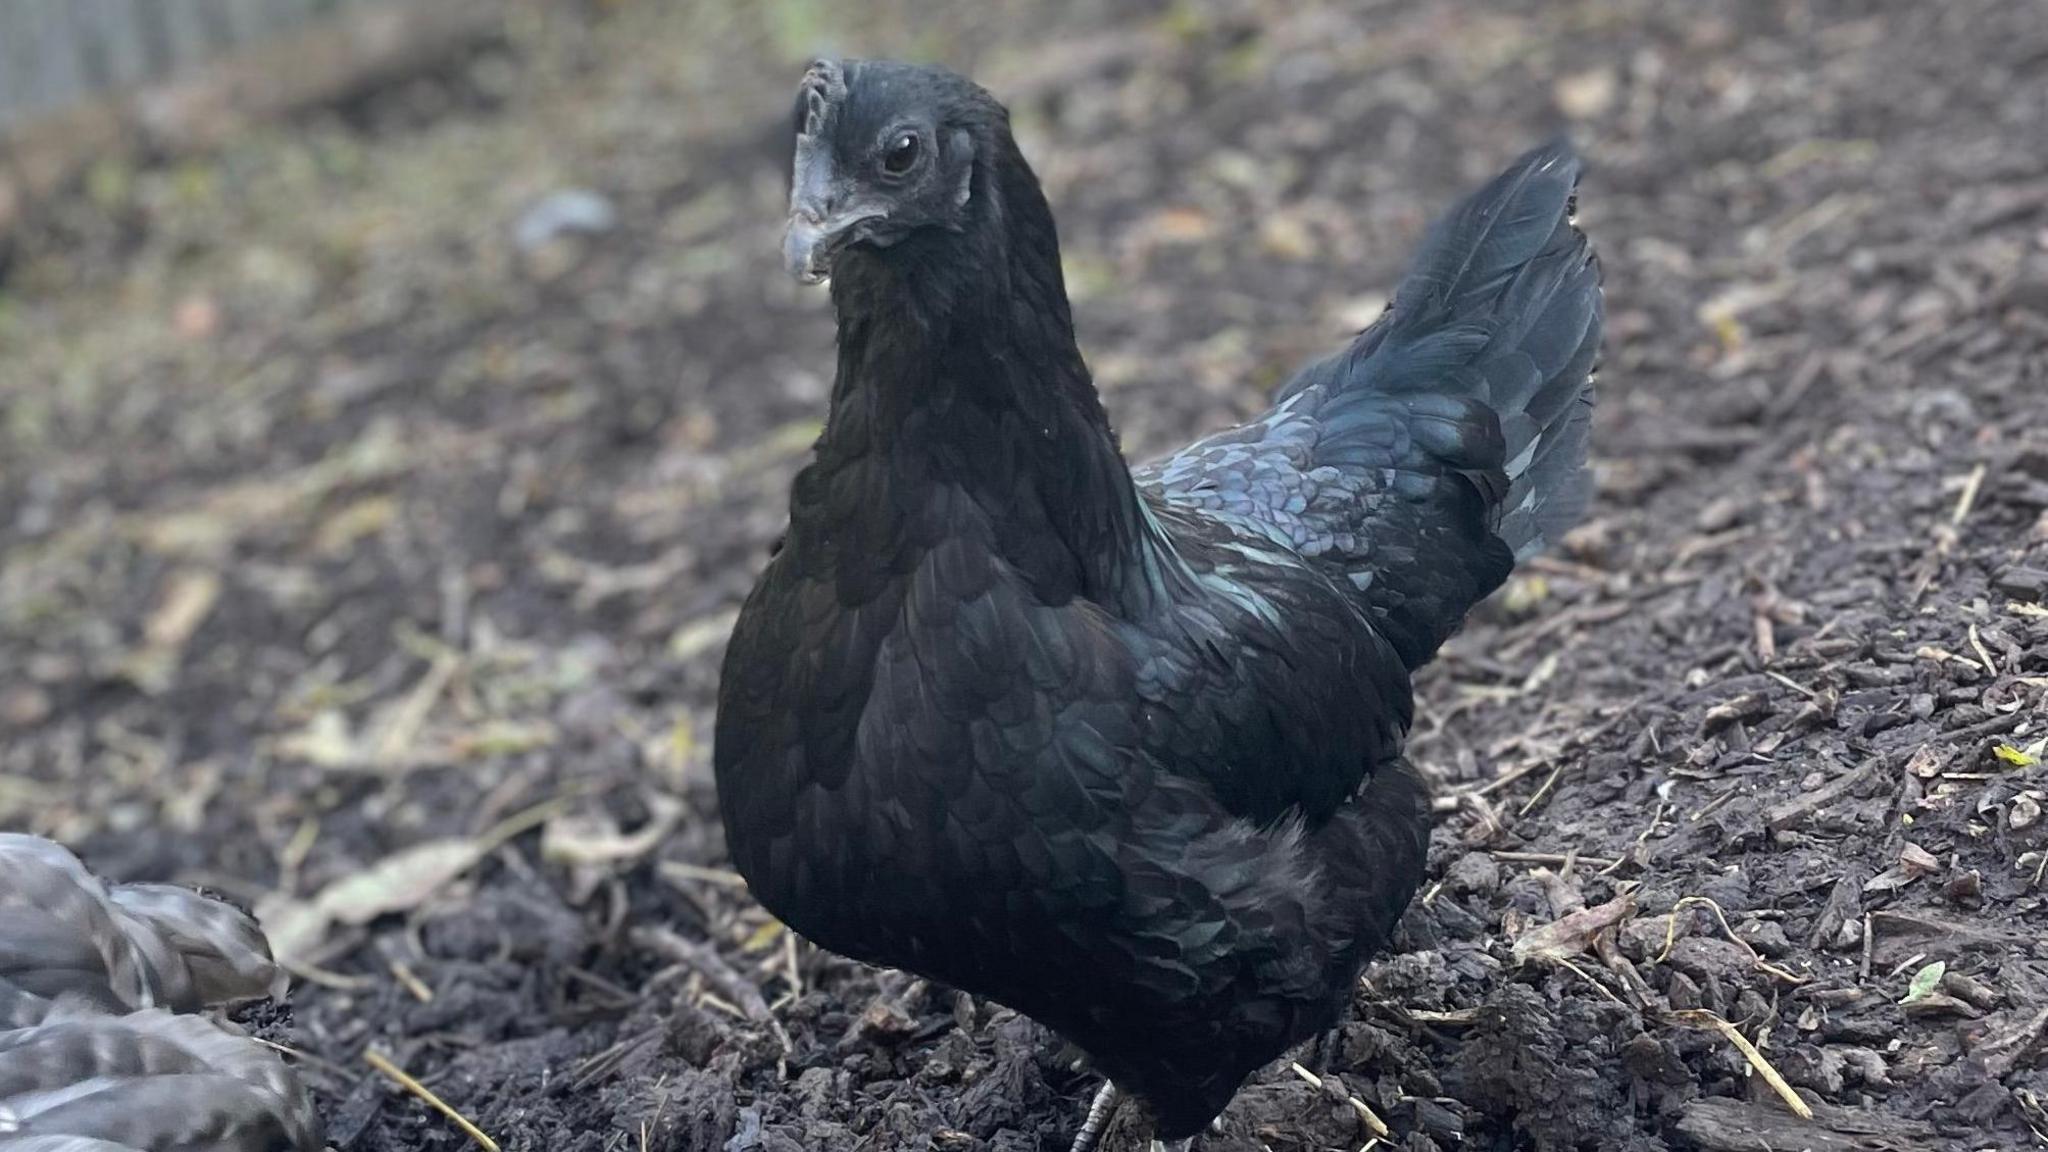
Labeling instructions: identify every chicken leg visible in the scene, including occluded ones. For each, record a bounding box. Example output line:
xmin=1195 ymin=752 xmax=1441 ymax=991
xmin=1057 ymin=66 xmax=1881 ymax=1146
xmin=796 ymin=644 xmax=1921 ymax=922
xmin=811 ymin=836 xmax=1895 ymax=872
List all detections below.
xmin=1070 ymin=1082 xmax=1124 ymax=1152
xmin=1070 ymin=1082 xmax=1207 ymax=1152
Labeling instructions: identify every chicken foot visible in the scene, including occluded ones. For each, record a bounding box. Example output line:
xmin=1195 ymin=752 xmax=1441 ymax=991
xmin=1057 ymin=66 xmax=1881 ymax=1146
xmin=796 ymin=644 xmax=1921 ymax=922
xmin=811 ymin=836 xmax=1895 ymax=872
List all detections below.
xmin=1069 ymin=1082 xmax=1123 ymax=1152
xmin=1069 ymin=1081 xmax=1205 ymax=1152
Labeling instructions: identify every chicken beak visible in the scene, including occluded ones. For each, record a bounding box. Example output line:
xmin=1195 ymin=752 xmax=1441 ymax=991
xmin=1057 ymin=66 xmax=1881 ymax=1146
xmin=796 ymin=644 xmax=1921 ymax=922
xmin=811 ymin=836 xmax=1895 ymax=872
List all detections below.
xmin=782 ymin=212 xmax=839 ymax=285
xmin=782 ymin=203 xmax=887 ymax=285
xmin=784 ymin=141 xmax=883 ymax=285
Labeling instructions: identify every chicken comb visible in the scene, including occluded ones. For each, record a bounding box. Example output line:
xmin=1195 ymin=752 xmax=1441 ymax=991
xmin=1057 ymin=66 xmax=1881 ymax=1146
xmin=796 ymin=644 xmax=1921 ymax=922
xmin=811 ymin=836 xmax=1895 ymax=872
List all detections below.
xmin=797 ymin=58 xmax=847 ymax=139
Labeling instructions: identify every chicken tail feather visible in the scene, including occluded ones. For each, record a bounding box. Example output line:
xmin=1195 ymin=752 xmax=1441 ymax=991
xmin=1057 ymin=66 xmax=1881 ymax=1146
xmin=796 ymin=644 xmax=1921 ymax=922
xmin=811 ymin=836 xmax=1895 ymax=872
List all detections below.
xmin=1254 ymin=139 xmax=1601 ymax=666
xmin=1360 ymin=137 xmax=1601 ymax=561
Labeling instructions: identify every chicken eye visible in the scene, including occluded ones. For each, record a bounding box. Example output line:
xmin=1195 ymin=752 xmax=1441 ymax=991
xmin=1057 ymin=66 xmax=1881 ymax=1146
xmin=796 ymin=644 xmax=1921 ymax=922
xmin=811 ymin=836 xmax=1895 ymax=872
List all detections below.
xmin=882 ymin=132 xmax=920 ymax=175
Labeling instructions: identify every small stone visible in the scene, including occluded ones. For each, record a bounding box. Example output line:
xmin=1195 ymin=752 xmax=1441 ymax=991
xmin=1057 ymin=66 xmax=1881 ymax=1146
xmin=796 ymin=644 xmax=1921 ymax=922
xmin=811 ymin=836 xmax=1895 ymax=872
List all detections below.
xmin=1621 ymin=1034 xmax=1692 ymax=1085
xmin=1702 ymin=692 xmax=1768 ymax=734
xmin=1695 ymin=495 xmax=1744 ymax=532
xmin=0 ymin=685 xmax=51 ymax=728
xmin=1837 ymin=1046 xmax=1893 ymax=1088
xmin=1667 ymin=937 xmax=1752 ymax=985
xmin=1776 ymin=1045 xmax=1845 ymax=1094
xmin=1553 ymin=68 xmax=1618 ymax=118
xmin=1665 ymin=969 xmax=1705 ymax=1011
xmin=1946 ymin=869 xmax=1983 ymax=908
xmin=2011 ymin=794 xmax=2043 ymax=831
xmin=515 ymin=188 xmax=618 ymax=251
xmin=1940 ymin=968 xmax=2001 ymax=1009
xmin=854 ymin=997 xmax=918 ymax=1044
xmin=1992 ymin=566 xmax=2048 ymax=601
xmin=1898 ymin=841 xmax=1942 ymax=875
xmin=1257 ymin=211 xmax=1316 ymax=261
xmin=1902 ymin=991 xmax=1979 ymax=1019
xmin=1443 ymin=852 xmax=1502 ymax=896
xmin=1738 ymin=920 xmax=1792 ymax=957
xmin=1906 ymin=745 xmax=1947 ymax=778
xmin=1830 ymin=916 xmax=1864 ymax=952
xmin=173 ymin=293 xmax=219 ymax=340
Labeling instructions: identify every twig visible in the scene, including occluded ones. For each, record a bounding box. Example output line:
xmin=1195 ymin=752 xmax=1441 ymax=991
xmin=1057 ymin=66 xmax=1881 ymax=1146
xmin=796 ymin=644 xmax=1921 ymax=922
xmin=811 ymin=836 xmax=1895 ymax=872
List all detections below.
xmin=1459 ymin=760 xmax=1547 ymax=799
xmin=1764 ymin=670 xmax=1819 ymax=700
xmin=1654 ymin=896 xmax=1808 ymax=985
xmin=1518 ymin=762 xmax=1567 ymax=816
xmin=389 ymin=958 xmax=434 ymax=1003
xmin=1883 ymin=951 xmax=1928 ymax=983
xmin=282 ymin=958 xmax=374 ymax=991
xmin=250 ymin=1035 xmax=357 ymax=1086
xmin=1671 ymin=1010 xmax=1813 ymax=1120
xmin=783 ymin=926 xmax=804 ymax=1000
xmin=1555 ymin=955 xmax=1629 ymax=1007
xmin=1689 ymin=789 xmax=1739 ymax=824
xmin=1463 ymin=793 xmax=1506 ymax=843
xmin=630 ymin=926 xmax=793 ymax=1052
xmin=372 ymin=650 xmax=461 ymax=768
xmin=656 ymin=860 xmax=751 ymax=889
xmin=641 ymin=1073 xmax=672 ymax=1152
xmin=1600 ymin=801 xmax=1670 ymax=876
xmin=1489 ymin=850 xmax=1621 ymax=869
xmin=365 ymin=1049 xmax=501 ymax=1152
xmin=1951 ymin=463 xmax=1987 ymax=526
xmin=1288 ymin=1062 xmax=1390 ymax=1138
xmin=1672 ymin=526 xmax=1757 ymax=569
xmin=697 ymin=991 xmax=748 ymax=1021
xmin=1968 ymin=623 xmax=2002 ymax=678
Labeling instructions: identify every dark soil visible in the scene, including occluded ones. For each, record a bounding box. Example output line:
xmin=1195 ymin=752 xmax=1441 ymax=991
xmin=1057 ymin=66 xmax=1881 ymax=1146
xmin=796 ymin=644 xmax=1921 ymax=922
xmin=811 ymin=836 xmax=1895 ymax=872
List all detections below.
xmin=4 ymin=1 xmax=2047 ymax=1150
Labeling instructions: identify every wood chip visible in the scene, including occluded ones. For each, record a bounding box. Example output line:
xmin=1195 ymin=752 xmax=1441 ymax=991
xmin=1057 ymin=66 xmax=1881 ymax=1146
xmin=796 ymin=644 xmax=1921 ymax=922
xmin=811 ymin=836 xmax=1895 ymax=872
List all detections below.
xmin=1765 ymin=760 xmax=1872 ymax=830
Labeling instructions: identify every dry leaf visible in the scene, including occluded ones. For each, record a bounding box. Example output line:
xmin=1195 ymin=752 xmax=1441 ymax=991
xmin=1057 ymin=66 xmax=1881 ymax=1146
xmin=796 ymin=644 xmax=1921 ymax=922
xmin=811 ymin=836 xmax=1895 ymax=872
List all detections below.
xmin=118 ymin=568 xmax=223 ymax=693
xmin=1902 ymin=960 xmax=1946 ymax=1005
xmin=741 ymin=919 xmax=786 ymax=953
xmin=1512 ymin=891 xmax=1637 ymax=963
xmin=259 ymin=838 xmax=487 ymax=965
xmin=275 ymin=710 xmax=363 ymax=770
xmin=258 ymin=798 xmax=564 ymax=965
xmin=541 ymin=791 xmax=684 ymax=868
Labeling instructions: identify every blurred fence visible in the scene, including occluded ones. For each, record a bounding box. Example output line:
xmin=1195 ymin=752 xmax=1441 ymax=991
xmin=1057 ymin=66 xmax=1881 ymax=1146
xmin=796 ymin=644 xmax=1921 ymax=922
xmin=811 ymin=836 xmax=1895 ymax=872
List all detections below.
xmin=0 ymin=0 xmax=385 ymax=132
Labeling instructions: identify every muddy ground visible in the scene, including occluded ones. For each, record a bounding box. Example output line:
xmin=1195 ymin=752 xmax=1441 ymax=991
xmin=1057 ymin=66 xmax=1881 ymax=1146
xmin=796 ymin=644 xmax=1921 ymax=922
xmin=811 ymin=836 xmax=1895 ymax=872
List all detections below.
xmin=3 ymin=0 xmax=2047 ymax=1149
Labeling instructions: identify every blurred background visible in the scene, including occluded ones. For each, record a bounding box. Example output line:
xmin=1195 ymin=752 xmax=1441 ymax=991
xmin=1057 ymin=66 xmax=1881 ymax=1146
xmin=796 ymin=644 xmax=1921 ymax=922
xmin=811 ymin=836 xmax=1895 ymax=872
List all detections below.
xmin=2 ymin=2 xmax=2045 ymax=1150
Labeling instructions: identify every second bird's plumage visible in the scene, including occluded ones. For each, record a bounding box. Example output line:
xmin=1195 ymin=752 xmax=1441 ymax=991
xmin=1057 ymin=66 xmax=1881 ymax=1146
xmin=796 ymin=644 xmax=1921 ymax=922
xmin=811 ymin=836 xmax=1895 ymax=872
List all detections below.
xmin=0 ymin=834 xmax=320 ymax=1152
xmin=716 ymin=58 xmax=1601 ymax=1142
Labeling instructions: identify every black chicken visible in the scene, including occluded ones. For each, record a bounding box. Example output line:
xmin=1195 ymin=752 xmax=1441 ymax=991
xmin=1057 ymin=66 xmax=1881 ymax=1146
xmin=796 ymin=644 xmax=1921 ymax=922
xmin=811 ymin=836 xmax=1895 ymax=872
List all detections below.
xmin=716 ymin=58 xmax=1601 ymax=1148
xmin=0 ymin=834 xmax=320 ymax=1151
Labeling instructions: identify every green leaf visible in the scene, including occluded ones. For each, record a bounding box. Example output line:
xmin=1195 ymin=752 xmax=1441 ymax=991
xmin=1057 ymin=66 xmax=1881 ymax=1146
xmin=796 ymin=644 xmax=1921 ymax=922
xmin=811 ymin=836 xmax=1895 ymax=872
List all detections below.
xmin=1993 ymin=744 xmax=2039 ymax=768
xmin=1902 ymin=960 xmax=1946 ymax=1005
